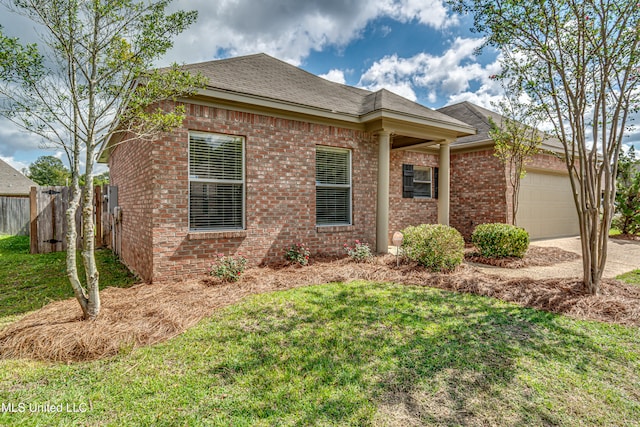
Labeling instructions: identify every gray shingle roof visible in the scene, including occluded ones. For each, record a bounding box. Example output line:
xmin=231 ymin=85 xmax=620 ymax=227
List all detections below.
xmin=180 ymin=54 xmax=473 ymax=130
xmin=437 ymin=101 xmax=565 ymax=152
xmin=437 ymin=102 xmax=498 ymax=145
xmin=0 ymin=158 xmax=36 ymax=196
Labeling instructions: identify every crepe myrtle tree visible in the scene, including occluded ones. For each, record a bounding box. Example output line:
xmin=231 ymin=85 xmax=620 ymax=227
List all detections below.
xmin=0 ymin=0 xmax=207 ymax=319
xmin=451 ymin=0 xmax=640 ymax=294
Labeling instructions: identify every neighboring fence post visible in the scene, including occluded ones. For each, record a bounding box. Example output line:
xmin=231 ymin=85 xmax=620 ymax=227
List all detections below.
xmin=102 ymin=184 xmax=111 ymax=249
xmin=95 ymin=185 xmax=102 ymax=248
xmin=29 ymin=186 xmax=37 ymax=254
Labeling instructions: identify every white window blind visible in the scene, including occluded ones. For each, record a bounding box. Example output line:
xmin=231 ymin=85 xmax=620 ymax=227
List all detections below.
xmin=189 ymin=132 xmax=244 ymax=230
xmin=414 ymin=167 xmax=432 ymax=198
xmin=316 ymin=147 xmax=351 ymax=225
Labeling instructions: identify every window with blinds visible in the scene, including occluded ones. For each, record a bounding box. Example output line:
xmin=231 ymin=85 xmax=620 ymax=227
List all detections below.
xmin=189 ymin=132 xmax=244 ymax=230
xmin=414 ymin=166 xmax=432 ymax=198
xmin=316 ymin=146 xmax=351 ymax=225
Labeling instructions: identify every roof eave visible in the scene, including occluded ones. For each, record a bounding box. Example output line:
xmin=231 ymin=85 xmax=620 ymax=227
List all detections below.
xmin=99 ymin=86 xmax=477 ymax=162
xmin=360 ymin=109 xmax=476 ymax=136
xmin=194 ymin=88 xmax=477 ymax=136
xmin=197 ymin=87 xmax=363 ymax=124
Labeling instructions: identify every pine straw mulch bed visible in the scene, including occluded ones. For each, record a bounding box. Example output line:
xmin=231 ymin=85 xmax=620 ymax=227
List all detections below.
xmin=465 ymin=245 xmax=581 ymax=268
xmin=1 ymin=256 xmax=638 ymax=363
xmin=610 ymin=233 xmax=640 ymax=241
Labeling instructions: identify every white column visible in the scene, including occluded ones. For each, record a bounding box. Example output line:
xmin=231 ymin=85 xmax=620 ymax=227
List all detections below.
xmin=438 ymin=141 xmax=451 ymax=226
xmin=376 ymin=131 xmax=391 ymax=253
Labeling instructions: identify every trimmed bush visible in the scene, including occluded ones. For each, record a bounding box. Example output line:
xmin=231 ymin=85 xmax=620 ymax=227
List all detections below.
xmin=285 ymin=242 xmax=311 ymax=266
xmin=471 ymin=223 xmax=529 ymax=258
xmin=209 ymin=254 xmax=248 ymax=282
xmin=401 ymin=224 xmax=464 ymax=272
xmin=343 ymin=240 xmax=374 ymax=263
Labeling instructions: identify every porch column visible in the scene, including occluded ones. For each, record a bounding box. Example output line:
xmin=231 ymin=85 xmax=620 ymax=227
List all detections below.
xmin=438 ymin=141 xmax=451 ymax=225
xmin=376 ymin=131 xmax=391 ymax=253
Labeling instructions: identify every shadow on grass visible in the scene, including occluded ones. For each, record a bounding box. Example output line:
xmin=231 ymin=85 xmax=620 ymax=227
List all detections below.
xmin=186 ymin=282 xmax=627 ymax=426
xmin=0 ymin=281 xmax=636 ymax=426
xmin=0 ymin=235 xmax=137 ymax=318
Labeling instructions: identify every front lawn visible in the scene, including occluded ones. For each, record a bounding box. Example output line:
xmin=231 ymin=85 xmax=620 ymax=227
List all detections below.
xmin=0 ymin=234 xmax=137 ymax=322
xmin=1 ymin=281 xmax=639 ymax=426
xmin=618 ymin=269 xmax=640 ymax=285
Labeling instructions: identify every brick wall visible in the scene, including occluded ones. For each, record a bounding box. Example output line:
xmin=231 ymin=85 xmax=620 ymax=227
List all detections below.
xmin=528 ymin=152 xmax=567 ymax=172
xmin=450 ymin=149 xmax=568 ymax=238
xmin=110 ymin=105 xmax=569 ymax=281
xmin=389 ymin=150 xmax=439 ymax=237
xmin=450 ymin=149 xmax=508 ymax=239
xmin=112 ymin=103 xmax=380 ymax=282
xmin=108 ymin=134 xmax=155 ymax=281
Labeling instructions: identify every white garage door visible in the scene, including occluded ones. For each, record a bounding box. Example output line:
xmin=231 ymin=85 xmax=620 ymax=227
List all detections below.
xmin=516 ymin=172 xmax=580 ymax=239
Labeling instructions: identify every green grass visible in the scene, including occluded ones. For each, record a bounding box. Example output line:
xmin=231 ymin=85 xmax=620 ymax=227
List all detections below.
xmin=1 ymin=281 xmax=639 ymax=426
xmin=0 ymin=234 xmax=137 ymax=320
xmin=610 ymin=228 xmax=640 ymax=285
xmin=617 ymin=269 xmax=640 ymax=285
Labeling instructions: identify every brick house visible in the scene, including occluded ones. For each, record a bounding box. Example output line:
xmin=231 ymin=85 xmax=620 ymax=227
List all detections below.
xmin=100 ymin=54 xmax=576 ymax=283
xmin=438 ymin=102 xmax=579 ymax=240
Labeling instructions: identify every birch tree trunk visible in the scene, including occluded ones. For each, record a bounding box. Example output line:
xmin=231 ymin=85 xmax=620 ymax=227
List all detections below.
xmin=81 ymin=144 xmax=100 ymax=319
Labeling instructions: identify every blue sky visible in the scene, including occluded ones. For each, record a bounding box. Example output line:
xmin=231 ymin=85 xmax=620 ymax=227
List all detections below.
xmin=0 ymin=0 xmax=637 ymax=173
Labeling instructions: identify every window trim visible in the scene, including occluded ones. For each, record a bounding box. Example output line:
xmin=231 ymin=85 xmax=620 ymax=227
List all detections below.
xmin=315 ymin=146 xmax=352 ymax=227
xmin=413 ymin=166 xmax=433 ymax=199
xmin=188 ymin=131 xmax=246 ymax=231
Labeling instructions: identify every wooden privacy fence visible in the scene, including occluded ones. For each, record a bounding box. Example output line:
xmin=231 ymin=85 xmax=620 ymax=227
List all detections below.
xmin=29 ymin=185 xmax=111 ymax=254
xmin=0 ymin=196 xmax=30 ymax=236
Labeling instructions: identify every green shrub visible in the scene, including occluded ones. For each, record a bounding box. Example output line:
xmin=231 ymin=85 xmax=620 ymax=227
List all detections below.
xmin=285 ymin=243 xmax=311 ymax=266
xmin=401 ymin=224 xmax=464 ymax=272
xmin=210 ymin=253 xmax=248 ymax=282
xmin=471 ymin=223 xmax=529 ymax=258
xmin=343 ymin=240 xmax=374 ymax=263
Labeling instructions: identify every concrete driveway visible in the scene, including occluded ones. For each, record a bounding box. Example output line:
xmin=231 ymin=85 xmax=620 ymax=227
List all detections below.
xmin=471 ymin=236 xmax=640 ymax=279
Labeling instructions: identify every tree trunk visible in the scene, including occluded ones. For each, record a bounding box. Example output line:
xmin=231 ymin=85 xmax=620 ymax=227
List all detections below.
xmin=81 ymin=147 xmax=100 ymax=320
xmin=82 ymin=179 xmax=100 ymax=320
xmin=65 ymin=134 xmax=95 ymax=318
xmin=512 ymin=168 xmax=521 ymax=227
xmin=66 ymin=177 xmax=90 ymax=316
xmin=506 ymin=158 xmax=522 ymax=226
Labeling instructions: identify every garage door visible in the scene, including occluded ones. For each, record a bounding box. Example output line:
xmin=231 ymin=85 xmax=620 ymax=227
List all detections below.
xmin=516 ymin=172 xmax=579 ymax=239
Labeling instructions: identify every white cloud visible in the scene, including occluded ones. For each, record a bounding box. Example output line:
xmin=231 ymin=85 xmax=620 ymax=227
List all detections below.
xmin=358 ymin=37 xmax=501 ymax=106
xmin=357 ymin=53 xmax=426 ymax=101
xmin=621 ymin=124 xmax=640 ymax=151
xmin=0 ymin=118 xmax=45 ymax=157
xmin=166 ymin=0 xmax=458 ymax=66
xmin=378 ymin=25 xmax=393 ymax=37
xmin=0 ymin=156 xmax=29 ymax=174
xmin=0 ymin=117 xmax=78 ymax=171
xmin=381 ymin=0 xmax=459 ymax=29
xmin=319 ymin=69 xmax=347 ymax=84
xmin=445 ymin=90 xmax=502 ymax=110
xmin=0 ymin=0 xmax=462 ymax=168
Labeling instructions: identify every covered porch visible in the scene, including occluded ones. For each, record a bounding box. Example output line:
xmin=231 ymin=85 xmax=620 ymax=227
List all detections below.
xmin=365 ymin=115 xmax=474 ymax=252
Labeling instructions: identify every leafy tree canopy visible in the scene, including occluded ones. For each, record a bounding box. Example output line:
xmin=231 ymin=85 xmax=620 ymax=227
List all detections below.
xmin=26 ymin=155 xmax=70 ymax=186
